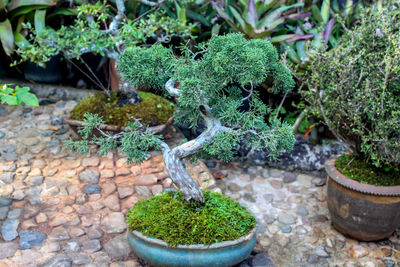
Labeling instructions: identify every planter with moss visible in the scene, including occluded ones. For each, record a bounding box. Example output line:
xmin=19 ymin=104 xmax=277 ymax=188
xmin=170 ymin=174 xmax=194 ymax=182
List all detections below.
xmin=65 ymin=91 xmax=175 ymax=136
xmin=126 ymin=190 xmax=257 ymax=267
xmin=65 ymin=34 xmax=295 ymax=266
xmin=326 ymin=155 xmax=400 ymax=241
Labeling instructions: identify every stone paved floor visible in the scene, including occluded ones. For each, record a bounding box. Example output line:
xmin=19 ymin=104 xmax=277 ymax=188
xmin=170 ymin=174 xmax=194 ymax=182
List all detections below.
xmin=0 ymin=101 xmax=399 ymax=267
xmin=209 ymin=162 xmax=400 ymax=267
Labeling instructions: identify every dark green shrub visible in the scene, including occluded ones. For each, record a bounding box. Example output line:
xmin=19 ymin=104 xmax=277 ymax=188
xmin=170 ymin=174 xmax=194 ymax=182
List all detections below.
xmin=302 ymin=2 xmax=400 ymax=170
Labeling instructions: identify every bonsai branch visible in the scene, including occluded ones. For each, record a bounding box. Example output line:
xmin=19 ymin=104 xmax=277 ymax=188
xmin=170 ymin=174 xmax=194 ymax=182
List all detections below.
xmin=165 ymin=79 xmax=180 ymax=97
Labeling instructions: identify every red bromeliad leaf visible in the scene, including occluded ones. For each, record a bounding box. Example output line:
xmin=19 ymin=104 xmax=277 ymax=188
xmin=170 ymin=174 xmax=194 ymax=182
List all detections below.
xmin=286 ymin=33 xmax=314 ymax=43
xmin=213 ymin=171 xmax=226 ymax=179
xmin=324 ymin=18 xmax=335 ymax=45
xmin=245 ymin=0 xmax=257 ymax=28
xmin=0 ymin=19 xmax=14 ymax=56
xmin=7 ymin=0 xmax=53 ymax=11
xmin=302 ymin=124 xmax=315 ymax=139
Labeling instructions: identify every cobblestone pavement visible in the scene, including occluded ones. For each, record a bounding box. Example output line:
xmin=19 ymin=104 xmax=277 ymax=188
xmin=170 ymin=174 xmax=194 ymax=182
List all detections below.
xmin=0 ymin=101 xmax=399 ymax=267
xmin=209 ymin=162 xmax=400 ymax=267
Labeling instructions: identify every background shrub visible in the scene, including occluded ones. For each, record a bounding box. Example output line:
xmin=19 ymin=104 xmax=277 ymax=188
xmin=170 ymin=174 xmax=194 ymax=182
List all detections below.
xmin=302 ymin=2 xmax=400 ymax=168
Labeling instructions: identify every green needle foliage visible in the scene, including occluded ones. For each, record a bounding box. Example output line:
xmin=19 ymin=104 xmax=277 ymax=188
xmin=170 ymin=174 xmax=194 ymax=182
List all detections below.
xmin=65 ymin=113 xmax=162 ymax=164
xmin=126 ymin=190 xmax=256 ymax=246
xmin=119 ymin=33 xmax=295 ymax=162
xmin=302 ymin=2 xmax=400 ymax=172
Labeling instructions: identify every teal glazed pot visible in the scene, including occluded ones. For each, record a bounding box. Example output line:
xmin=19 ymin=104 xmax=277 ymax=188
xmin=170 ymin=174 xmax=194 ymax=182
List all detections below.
xmin=127 ymin=227 xmax=257 ymax=267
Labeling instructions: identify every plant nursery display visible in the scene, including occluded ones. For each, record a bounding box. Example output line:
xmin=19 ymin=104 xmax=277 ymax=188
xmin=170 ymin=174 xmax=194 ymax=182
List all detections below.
xmin=66 ymin=33 xmax=295 ymax=266
xmin=303 ymin=2 xmax=400 ymax=241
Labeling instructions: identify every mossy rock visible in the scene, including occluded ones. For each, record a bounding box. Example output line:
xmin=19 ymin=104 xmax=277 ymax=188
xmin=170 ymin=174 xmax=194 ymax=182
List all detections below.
xmin=126 ymin=190 xmax=256 ymax=247
xmin=69 ymin=91 xmax=175 ymax=127
xmin=335 ymin=154 xmax=400 ymax=186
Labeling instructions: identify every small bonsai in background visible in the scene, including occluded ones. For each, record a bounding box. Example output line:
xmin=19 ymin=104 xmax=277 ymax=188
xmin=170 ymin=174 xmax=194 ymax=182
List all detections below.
xmin=14 ymin=0 xmax=194 ymax=103
xmin=67 ymin=33 xmax=295 ymax=204
xmin=302 ymin=2 xmax=400 ymax=185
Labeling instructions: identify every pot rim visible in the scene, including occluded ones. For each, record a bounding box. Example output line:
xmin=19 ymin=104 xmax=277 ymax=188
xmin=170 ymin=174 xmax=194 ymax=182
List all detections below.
xmin=130 ymin=226 xmax=257 ymax=250
xmin=325 ymin=155 xmax=400 ymax=196
xmin=64 ymin=117 xmax=173 ymax=134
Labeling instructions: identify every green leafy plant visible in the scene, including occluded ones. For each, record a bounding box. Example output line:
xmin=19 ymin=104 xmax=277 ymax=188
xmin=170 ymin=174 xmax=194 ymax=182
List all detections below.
xmin=0 ymin=84 xmax=38 ymax=106
xmin=283 ymin=0 xmax=364 ymax=68
xmin=0 ymin=0 xmax=77 ymax=57
xmin=14 ymin=0 xmax=195 ymax=102
xmin=210 ymin=0 xmax=308 ymax=42
xmin=66 ymin=33 xmax=295 ymax=203
xmin=302 ymin=2 xmax=400 ymax=172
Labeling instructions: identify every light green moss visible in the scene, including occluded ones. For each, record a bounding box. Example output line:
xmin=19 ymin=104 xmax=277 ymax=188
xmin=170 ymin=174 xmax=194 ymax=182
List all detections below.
xmin=126 ymin=190 xmax=256 ymax=247
xmin=69 ymin=91 xmax=175 ymax=127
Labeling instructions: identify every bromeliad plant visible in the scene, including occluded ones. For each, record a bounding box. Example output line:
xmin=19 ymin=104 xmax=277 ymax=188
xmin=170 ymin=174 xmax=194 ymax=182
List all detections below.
xmin=67 ymin=33 xmax=295 ymax=202
xmin=283 ymin=0 xmax=364 ymax=68
xmin=210 ymin=0 xmax=309 ymax=42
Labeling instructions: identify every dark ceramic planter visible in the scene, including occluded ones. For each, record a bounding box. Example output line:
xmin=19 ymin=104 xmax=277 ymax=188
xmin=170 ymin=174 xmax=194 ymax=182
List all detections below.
xmin=64 ymin=117 xmax=172 ymax=137
xmin=127 ymin=228 xmax=256 ymax=267
xmin=325 ymin=156 xmax=400 ymax=241
xmin=24 ymin=56 xmax=62 ymax=83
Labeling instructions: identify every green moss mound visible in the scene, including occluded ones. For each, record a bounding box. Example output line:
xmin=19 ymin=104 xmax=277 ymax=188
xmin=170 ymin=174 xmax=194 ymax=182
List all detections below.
xmin=69 ymin=91 xmax=175 ymax=127
xmin=335 ymin=154 xmax=400 ymax=186
xmin=126 ymin=190 xmax=256 ymax=246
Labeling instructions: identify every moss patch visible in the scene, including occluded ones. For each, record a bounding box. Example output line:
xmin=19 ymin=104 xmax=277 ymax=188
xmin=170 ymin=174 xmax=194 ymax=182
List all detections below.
xmin=69 ymin=91 xmax=175 ymax=127
xmin=126 ymin=190 xmax=256 ymax=246
xmin=335 ymin=154 xmax=400 ymax=186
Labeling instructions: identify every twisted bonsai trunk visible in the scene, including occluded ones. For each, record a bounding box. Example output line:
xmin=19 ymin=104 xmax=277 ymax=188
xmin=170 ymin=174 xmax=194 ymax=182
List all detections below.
xmin=160 ymin=79 xmax=226 ymax=203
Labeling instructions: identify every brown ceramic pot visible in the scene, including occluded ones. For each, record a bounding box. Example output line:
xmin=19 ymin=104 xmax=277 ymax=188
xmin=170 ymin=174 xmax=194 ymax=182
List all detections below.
xmin=325 ymin=156 xmax=400 ymax=241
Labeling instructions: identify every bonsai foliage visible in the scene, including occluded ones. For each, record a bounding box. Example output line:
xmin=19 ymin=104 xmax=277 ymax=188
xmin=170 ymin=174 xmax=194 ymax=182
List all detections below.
xmin=67 ymin=34 xmax=295 ymax=203
xmin=302 ymin=2 xmax=400 ymax=169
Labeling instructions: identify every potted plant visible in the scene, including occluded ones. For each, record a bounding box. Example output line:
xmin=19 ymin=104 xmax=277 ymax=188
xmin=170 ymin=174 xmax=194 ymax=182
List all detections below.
xmin=15 ymin=0 xmax=194 ymax=101
xmin=0 ymin=0 xmax=79 ymax=82
xmin=66 ymin=33 xmax=295 ymax=266
xmin=302 ymin=2 xmax=400 ymax=241
xmin=14 ymin=0 xmax=194 ymax=134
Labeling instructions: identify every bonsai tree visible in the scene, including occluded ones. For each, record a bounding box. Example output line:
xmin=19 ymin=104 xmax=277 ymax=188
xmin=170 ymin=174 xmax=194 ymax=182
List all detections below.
xmin=67 ymin=33 xmax=296 ymax=203
xmin=302 ymin=2 xmax=400 ymax=177
xmin=14 ymin=0 xmax=194 ymax=103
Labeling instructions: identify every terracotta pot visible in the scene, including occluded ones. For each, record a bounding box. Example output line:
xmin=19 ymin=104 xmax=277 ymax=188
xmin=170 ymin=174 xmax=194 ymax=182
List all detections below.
xmin=325 ymin=156 xmax=400 ymax=241
xmin=64 ymin=117 xmax=172 ymax=138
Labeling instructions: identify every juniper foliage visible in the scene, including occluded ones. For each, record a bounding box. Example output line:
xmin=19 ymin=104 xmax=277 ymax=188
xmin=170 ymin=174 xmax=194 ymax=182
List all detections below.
xmin=119 ymin=33 xmax=295 ymax=161
xmin=67 ymin=34 xmax=295 ymax=201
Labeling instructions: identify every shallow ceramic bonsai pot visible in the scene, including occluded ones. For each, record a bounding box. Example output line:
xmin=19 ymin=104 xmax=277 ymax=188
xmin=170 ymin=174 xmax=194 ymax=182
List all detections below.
xmin=325 ymin=156 xmax=400 ymax=241
xmin=127 ymin=227 xmax=257 ymax=267
xmin=64 ymin=117 xmax=172 ymax=137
